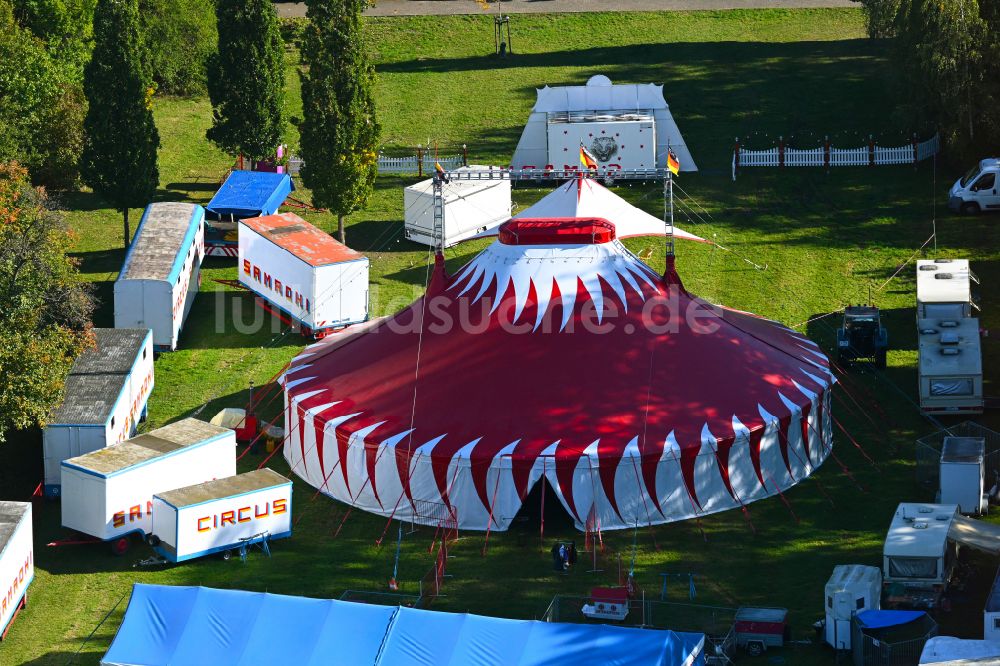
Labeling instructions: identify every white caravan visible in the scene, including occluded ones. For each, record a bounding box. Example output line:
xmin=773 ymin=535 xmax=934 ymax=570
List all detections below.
xmin=916 ymin=260 xmax=977 ymax=320
xmin=883 ymin=503 xmax=959 ymax=594
xmin=917 ymin=317 xmax=983 ymax=415
xmin=824 ymin=565 xmax=882 ymax=650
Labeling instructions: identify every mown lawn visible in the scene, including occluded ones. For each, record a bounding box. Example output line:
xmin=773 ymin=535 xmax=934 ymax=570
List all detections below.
xmin=3 ymin=8 xmax=1000 ymax=665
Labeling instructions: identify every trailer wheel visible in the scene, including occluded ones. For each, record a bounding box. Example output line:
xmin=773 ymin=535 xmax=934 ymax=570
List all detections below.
xmin=111 ymin=537 xmax=131 ymax=556
xmin=145 ymin=534 xmax=160 ymax=547
xmin=745 ymin=640 xmax=765 ymax=657
xmin=222 ymin=549 xmax=232 ymax=561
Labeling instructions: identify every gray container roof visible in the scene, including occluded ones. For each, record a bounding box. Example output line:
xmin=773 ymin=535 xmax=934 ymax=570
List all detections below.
xmin=50 ymin=374 xmax=128 ymax=425
xmin=0 ymin=501 xmax=30 ymax=553
xmin=120 ymin=203 xmax=202 ymax=282
xmin=942 ymin=436 xmax=985 ymax=463
xmin=156 ymin=468 xmax=289 ymax=508
xmin=71 ymin=328 xmax=149 ymax=375
xmin=64 ymin=418 xmax=232 ymax=475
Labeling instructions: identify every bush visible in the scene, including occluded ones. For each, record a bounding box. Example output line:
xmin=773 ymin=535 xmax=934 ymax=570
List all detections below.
xmin=279 ymin=17 xmax=304 ymax=46
xmin=141 ymin=0 xmax=217 ymax=96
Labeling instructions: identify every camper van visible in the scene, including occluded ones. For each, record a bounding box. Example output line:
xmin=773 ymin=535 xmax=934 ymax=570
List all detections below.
xmin=883 ymin=503 xmax=959 ymax=604
xmin=949 ymin=158 xmax=1000 ymax=215
xmin=917 ymin=317 xmax=983 ymax=415
xmin=915 ymin=259 xmax=977 ymax=320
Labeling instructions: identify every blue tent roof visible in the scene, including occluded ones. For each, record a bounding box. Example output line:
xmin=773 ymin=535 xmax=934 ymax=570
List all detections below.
xmin=206 ymin=171 xmax=293 ymax=219
xmin=857 ymin=609 xmax=927 ymax=630
xmin=102 ymin=584 xmax=705 ymax=666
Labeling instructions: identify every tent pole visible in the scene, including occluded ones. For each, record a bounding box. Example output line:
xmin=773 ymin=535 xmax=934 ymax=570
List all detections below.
xmin=539 ymin=457 xmax=546 ymax=551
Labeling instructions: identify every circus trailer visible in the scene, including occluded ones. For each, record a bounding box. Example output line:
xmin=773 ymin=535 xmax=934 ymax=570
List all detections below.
xmin=42 ymin=329 xmax=155 ymax=498
xmin=917 ymin=317 xmax=983 ymax=415
xmin=403 ymin=166 xmax=512 ymax=247
xmin=205 ymin=171 xmax=293 ymax=258
xmin=114 ymin=203 xmax=205 ymax=351
xmin=511 ymin=75 xmax=697 ymax=173
xmin=282 ymin=216 xmax=834 ymax=533
xmin=0 ymin=502 xmax=32 ymax=641
xmin=149 ymin=469 xmax=292 ymax=563
xmin=916 ymin=259 xmax=977 ymax=320
xmin=60 ymin=419 xmax=236 ymax=554
xmin=238 ymin=213 xmax=369 ymax=337
xmin=824 ymin=565 xmax=882 ymax=650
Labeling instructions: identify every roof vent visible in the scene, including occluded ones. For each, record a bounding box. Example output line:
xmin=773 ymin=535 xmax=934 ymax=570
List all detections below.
xmin=935 ymin=515 xmax=950 ymax=521
xmin=919 ymin=265 xmax=939 ymax=271
xmin=941 ymin=348 xmax=960 ymax=356
xmin=940 ymin=332 xmax=960 ymax=345
xmin=919 ymin=328 xmax=938 ymax=335
xmin=935 ymin=273 xmax=953 ymax=280
xmin=913 ymin=521 xmax=929 ymax=529
xmin=940 ymin=320 xmax=958 ymax=328
xmin=918 ymin=507 xmax=933 ymax=513
xmin=934 ymin=259 xmax=953 ymax=264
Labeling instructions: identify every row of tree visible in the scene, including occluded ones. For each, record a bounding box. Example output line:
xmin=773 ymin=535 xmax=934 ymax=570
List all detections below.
xmin=857 ymin=0 xmax=1000 ymax=158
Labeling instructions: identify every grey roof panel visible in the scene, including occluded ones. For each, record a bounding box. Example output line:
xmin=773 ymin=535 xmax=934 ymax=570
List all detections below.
xmin=64 ymin=418 xmax=232 ymax=475
xmin=50 ymin=373 xmax=127 ymax=425
xmin=120 ymin=203 xmax=202 ymax=282
xmin=0 ymin=501 xmax=30 ymax=554
xmin=71 ymin=328 xmax=149 ymax=375
xmin=156 ymin=468 xmax=289 ymax=508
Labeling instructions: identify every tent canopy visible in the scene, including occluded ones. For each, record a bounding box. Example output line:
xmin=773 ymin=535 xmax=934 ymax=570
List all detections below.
xmin=102 ymin=584 xmax=705 ymax=666
xmin=857 ymin=610 xmax=926 ymax=629
xmin=473 ymin=178 xmax=706 ymax=243
xmin=283 ymin=216 xmax=833 ymax=532
xmin=948 ymin=514 xmax=1000 ymax=555
xmin=206 ymin=171 xmax=293 ymax=219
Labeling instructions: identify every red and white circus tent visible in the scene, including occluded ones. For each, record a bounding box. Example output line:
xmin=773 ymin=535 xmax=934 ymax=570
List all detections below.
xmin=282 ymin=217 xmax=834 ymax=532
xmin=474 ymin=177 xmax=708 ymax=243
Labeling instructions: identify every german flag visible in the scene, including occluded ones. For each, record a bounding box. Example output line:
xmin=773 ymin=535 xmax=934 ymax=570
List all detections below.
xmin=667 ymin=150 xmax=680 ymax=175
xmin=580 ymin=145 xmax=598 ymax=170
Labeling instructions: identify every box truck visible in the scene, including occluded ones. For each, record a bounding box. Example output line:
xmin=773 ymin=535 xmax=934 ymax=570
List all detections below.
xmin=149 ymin=469 xmax=292 ymax=563
xmin=60 ymin=418 xmax=236 ymax=554
xmin=114 ymin=203 xmax=205 ymax=351
xmin=238 ymin=213 xmax=369 ymax=337
xmin=0 ymin=502 xmax=33 ymax=640
xmin=43 ymin=329 xmax=154 ymax=497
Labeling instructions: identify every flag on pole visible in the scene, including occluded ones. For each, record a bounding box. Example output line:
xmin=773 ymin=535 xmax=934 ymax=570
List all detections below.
xmin=580 ymin=145 xmax=598 ymax=170
xmin=667 ymin=150 xmax=680 ymax=175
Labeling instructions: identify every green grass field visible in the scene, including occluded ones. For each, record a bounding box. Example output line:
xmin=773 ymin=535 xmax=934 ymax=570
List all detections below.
xmin=3 ymin=8 xmax=1000 ymax=665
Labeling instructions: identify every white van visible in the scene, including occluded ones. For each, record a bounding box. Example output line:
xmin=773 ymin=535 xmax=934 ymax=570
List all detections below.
xmin=949 ymin=158 xmax=1000 ymax=214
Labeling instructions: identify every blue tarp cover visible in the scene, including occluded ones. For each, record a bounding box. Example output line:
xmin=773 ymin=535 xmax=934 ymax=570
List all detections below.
xmin=102 ymin=584 xmax=705 ymax=666
xmin=206 ymin=171 xmax=293 ymax=219
xmin=857 ymin=609 xmax=927 ymax=629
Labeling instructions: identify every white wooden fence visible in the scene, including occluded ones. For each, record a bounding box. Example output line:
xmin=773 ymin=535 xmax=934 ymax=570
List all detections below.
xmin=732 ymin=134 xmax=940 ymax=180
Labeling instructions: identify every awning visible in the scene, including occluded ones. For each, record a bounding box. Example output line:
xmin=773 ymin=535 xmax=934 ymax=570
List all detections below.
xmin=949 ymin=515 xmax=1000 ymax=555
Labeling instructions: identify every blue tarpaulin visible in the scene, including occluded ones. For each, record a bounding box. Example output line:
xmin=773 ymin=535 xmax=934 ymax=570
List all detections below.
xmin=857 ymin=610 xmax=927 ymax=629
xmin=206 ymin=171 xmax=293 ymax=219
xmin=102 ymin=584 xmax=705 ymax=666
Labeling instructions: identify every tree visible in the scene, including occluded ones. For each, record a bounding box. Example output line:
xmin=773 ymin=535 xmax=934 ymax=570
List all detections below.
xmin=206 ymin=0 xmax=284 ymax=159
xmin=141 ymin=0 xmax=217 ymax=97
xmin=0 ymin=163 xmax=94 ymax=443
xmin=80 ymin=0 xmax=159 ymax=247
xmin=854 ymin=0 xmax=901 ymax=38
xmin=299 ymin=0 xmax=380 ymax=243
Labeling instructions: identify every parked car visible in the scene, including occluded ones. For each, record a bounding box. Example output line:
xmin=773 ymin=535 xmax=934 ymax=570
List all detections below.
xmin=949 ymin=158 xmax=1000 ymax=215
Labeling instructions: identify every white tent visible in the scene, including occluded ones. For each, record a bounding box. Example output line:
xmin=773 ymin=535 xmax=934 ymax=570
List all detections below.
xmin=475 ymin=177 xmax=707 ymax=243
xmin=511 ymin=75 xmax=697 ymax=173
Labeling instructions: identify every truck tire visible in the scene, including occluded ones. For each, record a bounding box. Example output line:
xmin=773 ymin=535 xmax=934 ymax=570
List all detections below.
xmin=222 ymin=549 xmax=233 ymax=561
xmin=961 ymin=202 xmax=981 ymax=215
xmin=746 ymin=640 xmax=765 ymax=657
xmin=145 ymin=534 xmax=161 ymax=547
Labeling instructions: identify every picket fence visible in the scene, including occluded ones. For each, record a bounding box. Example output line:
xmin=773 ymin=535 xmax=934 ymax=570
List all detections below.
xmin=732 ymin=134 xmax=940 ymax=180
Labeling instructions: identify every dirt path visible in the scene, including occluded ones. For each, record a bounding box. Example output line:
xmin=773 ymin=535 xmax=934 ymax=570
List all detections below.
xmin=275 ymin=0 xmax=855 ymax=19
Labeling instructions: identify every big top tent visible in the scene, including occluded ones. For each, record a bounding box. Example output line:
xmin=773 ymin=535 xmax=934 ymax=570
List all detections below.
xmin=283 ymin=216 xmax=834 ymax=532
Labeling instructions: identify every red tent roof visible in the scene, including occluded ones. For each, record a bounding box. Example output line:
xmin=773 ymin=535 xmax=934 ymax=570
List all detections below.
xmin=283 ymin=218 xmax=833 ymax=530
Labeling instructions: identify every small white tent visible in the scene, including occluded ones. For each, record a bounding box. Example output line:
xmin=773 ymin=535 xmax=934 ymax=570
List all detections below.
xmin=511 ymin=75 xmax=697 ymax=173
xmin=475 ymin=178 xmax=707 ymax=243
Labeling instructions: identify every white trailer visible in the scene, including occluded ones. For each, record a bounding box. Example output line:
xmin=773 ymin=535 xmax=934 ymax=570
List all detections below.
xmin=43 ymin=329 xmax=155 ymax=497
xmin=403 ymin=166 xmax=512 ymax=247
xmin=150 ymin=469 xmax=292 ymax=563
xmin=986 ymin=568 xmax=1000 ymax=641
xmin=239 ymin=213 xmax=369 ymax=337
xmin=883 ymin=504 xmax=959 ymax=596
xmin=940 ymin=436 xmax=987 ymax=515
xmin=0 ymin=502 xmax=33 ymax=640
xmin=60 ymin=418 xmax=236 ymax=554
xmin=918 ymin=317 xmax=983 ymax=415
xmin=114 ymin=203 xmax=205 ymax=351
xmin=824 ymin=565 xmax=882 ymax=650
xmin=916 ymin=259 xmax=977 ymax=319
